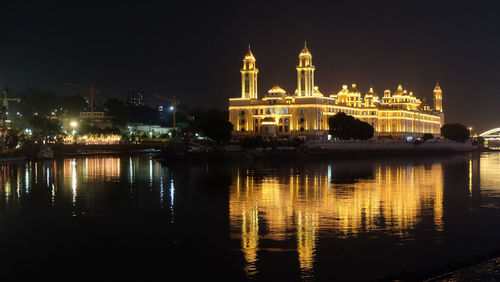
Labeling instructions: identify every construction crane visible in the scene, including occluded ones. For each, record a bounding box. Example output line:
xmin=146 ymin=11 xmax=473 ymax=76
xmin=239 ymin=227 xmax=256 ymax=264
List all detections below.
xmin=64 ymin=82 xmax=99 ymax=113
xmin=154 ymin=94 xmax=179 ymax=129
xmin=0 ymin=90 xmax=21 ymax=151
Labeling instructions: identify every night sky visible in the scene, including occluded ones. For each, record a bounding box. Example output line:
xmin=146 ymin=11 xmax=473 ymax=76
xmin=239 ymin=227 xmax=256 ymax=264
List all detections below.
xmin=1 ymin=1 xmax=499 ymax=132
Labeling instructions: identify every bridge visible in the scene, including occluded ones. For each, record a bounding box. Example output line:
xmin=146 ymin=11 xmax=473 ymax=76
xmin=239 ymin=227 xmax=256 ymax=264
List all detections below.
xmin=479 ymin=128 xmax=500 ymax=140
xmin=479 ymin=128 xmax=500 ymax=148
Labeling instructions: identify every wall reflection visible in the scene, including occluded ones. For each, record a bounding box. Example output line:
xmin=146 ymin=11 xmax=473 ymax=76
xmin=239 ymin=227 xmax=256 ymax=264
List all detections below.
xmin=230 ymin=162 xmax=445 ymax=277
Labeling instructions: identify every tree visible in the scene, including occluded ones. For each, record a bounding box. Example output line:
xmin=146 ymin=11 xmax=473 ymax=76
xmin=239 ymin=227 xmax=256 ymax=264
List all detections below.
xmin=104 ymin=98 xmax=129 ymax=126
xmin=441 ymin=123 xmax=470 ymax=142
xmin=192 ymin=109 xmax=233 ymax=143
xmin=328 ymin=112 xmax=374 ymax=140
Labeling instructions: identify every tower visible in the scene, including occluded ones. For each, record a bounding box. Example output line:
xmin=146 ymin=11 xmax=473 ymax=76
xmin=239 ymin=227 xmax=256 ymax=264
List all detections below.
xmin=433 ymin=82 xmax=443 ymax=112
xmin=241 ymin=46 xmax=258 ymax=99
xmin=296 ymin=42 xmax=315 ymax=97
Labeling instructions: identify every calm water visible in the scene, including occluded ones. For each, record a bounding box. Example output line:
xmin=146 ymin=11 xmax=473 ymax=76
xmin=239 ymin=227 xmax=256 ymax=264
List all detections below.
xmin=1 ymin=153 xmax=500 ymax=280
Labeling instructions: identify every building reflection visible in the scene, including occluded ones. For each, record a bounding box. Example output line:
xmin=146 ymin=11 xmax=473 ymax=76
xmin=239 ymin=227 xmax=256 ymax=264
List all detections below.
xmin=230 ymin=162 xmax=445 ymax=277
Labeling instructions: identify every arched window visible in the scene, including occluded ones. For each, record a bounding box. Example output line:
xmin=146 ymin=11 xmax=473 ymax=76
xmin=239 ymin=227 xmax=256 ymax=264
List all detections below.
xmin=240 ymin=110 xmax=245 ymax=115
xmin=279 ymin=118 xmax=282 ymax=123
xmin=285 ymin=118 xmax=289 ymax=123
xmin=300 ymin=118 xmax=305 ymax=123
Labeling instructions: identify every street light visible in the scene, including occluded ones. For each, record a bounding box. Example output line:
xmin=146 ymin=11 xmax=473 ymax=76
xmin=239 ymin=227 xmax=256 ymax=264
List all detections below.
xmin=468 ymin=126 xmax=473 ymax=136
xmin=70 ymin=121 xmax=78 ymax=128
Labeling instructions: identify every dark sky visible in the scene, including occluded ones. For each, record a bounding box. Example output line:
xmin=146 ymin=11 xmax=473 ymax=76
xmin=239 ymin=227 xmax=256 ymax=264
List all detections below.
xmin=1 ymin=1 xmax=499 ymax=132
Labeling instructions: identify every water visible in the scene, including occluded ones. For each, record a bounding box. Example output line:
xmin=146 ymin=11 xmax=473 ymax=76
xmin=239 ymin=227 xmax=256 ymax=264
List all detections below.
xmin=1 ymin=153 xmax=500 ymax=280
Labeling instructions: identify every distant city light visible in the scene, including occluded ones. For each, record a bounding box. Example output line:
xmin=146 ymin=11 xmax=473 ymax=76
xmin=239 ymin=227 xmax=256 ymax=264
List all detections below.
xmin=169 ymin=106 xmax=174 ymax=111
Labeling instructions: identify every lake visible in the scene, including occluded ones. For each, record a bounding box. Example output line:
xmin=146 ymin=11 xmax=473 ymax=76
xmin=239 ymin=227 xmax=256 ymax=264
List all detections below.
xmin=1 ymin=152 xmax=500 ymax=281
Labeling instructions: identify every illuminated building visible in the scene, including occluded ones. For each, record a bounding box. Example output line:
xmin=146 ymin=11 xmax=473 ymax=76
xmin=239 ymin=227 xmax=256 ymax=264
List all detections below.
xmin=229 ymin=44 xmax=444 ymax=139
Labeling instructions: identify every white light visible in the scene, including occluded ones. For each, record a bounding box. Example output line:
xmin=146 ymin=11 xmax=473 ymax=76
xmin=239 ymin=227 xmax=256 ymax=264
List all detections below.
xmin=169 ymin=106 xmax=174 ymax=111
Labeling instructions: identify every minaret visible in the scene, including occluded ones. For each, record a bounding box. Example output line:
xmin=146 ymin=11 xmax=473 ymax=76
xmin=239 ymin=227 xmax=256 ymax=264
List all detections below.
xmin=241 ymin=46 xmax=258 ymax=99
xmin=433 ymin=82 xmax=443 ymax=112
xmin=296 ymin=42 xmax=315 ymax=97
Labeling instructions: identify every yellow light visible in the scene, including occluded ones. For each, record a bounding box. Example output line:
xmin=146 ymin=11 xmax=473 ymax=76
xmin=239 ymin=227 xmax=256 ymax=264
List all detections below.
xmin=70 ymin=121 xmax=78 ymax=128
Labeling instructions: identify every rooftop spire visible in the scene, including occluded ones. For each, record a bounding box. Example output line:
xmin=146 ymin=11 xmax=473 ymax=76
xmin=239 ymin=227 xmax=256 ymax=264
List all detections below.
xmin=299 ymin=41 xmax=311 ymax=57
xmin=244 ymin=45 xmax=255 ymax=60
xmin=434 ymin=81 xmax=442 ymax=91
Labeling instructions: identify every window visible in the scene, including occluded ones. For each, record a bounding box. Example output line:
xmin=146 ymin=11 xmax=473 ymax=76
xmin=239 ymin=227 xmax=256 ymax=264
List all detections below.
xmin=300 ymin=118 xmax=305 ymax=123
xmin=279 ymin=126 xmax=283 ymax=132
xmin=255 ymin=119 xmax=258 ymax=124
xmin=240 ymin=110 xmax=245 ymax=115
xmin=285 ymin=118 xmax=289 ymax=123
xmin=299 ymin=109 xmax=304 ymax=114
xmin=241 ymin=128 xmax=245 ymax=132
xmin=300 ymin=127 xmax=304 ymax=132
xmin=284 ymin=125 xmax=289 ymax=132
xmin=240 ymin=119 xmax=246 ymax=125
xmin=279 ymin=118 xmax=282 ymax=123
xmin=254 ymin=109 xmax=258 ymax=115
xmin=255 ymin=126 xmax=258 ymax=132
xmin=260 ymin=109 xmax=263 ymax=114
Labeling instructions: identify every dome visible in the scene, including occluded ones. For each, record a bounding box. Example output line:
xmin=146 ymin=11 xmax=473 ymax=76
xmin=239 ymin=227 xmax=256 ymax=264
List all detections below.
xmin=267 ymin=85 xmax=286 ymax=97
xmin=338 ymin=85 xmax=349 ymax=96
xmin=349 ymin=83 xmax=360 ymax=93
xmin=393 ymin=84 xmax=404 ymax=96
xmin=313 ymin=86 xmax=324 ymax=96
xmin=365 ymin=87 xmax=377 ymax=97
xmin=268 ymin=85 xmax=286 ymax=94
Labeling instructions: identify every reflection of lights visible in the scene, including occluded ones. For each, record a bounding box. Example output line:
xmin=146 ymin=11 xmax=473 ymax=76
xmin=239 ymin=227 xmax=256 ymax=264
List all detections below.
xmin=129 ymin=157 xmax=134 ymax=186
xmin=469 ymin=158 xmax=473 ymax=196
xmin=72 ymin=159 xmax=77 ymax=207
xmin=149 ymin=159 xmax=153 ymax=188
xmin=230 ymin=163 xmax=444 ymax=277
xmin=170 ymin=177 xmax=175 ymax=223
xmin=160 ymin=177 xmax=164 ymax=207
xmin=46 ymin=167 xmax=50 ymax=188
xmin=25 ymin=163 xmax=30 ymax=193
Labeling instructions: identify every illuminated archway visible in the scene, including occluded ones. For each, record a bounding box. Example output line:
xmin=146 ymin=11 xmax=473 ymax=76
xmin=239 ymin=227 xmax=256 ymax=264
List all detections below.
xmin=479 ymin=128 xmax=500 ymax=139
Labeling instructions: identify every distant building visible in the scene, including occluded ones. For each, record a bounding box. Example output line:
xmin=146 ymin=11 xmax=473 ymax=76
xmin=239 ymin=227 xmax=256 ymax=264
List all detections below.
xmin=127 ymin=89 xmax=145 ymax=107
xmin=79 ymin=112 xmax=114 ymax=129
xmin=127 ymin=123 xmax=171 ymax=137
xmin=229 ymin=44 xmax=444 ymax=140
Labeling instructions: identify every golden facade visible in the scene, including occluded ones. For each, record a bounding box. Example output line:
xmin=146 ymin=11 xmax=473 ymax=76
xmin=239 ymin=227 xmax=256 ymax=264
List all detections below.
xmin=229 ymin=44 xmax=444 ymax=139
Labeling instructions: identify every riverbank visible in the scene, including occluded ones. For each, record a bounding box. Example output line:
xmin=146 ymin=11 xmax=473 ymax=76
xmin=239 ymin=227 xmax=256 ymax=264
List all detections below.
xmin=158 ymin=141 xmax=481 ymax=163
